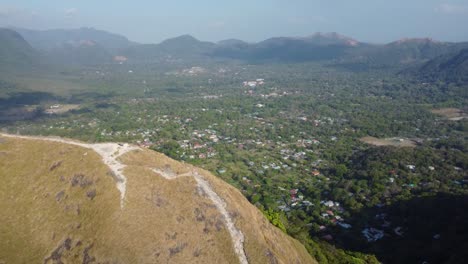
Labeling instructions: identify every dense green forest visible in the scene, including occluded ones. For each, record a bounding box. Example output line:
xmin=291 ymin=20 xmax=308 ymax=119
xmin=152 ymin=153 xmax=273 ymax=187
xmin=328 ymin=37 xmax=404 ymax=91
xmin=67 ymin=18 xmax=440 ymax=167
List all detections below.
xmin=2 ymin=62 xmax=466 ymax=263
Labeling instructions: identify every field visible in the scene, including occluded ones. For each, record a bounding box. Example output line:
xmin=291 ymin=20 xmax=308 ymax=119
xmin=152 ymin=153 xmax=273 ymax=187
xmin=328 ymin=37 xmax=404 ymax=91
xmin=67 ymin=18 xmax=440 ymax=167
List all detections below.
xmin=431 ymin=108 xmax=467 ymax=121
xmin=360 ymin=136 xmax=417 ymax=147
xmin=44 ymin=104 xmax=81 ymax=115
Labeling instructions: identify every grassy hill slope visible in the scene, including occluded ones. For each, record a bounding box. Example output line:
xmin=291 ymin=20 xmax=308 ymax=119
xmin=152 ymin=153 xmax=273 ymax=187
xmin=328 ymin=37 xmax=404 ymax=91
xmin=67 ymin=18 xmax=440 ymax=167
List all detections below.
xmin=0 ymin=135 xmax=316 ymax=264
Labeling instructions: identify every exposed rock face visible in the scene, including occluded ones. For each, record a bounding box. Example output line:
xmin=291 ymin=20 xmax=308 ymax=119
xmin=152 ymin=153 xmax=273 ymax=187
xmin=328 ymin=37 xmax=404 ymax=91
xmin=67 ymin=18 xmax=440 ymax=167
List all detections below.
xmin=0 ymin=135 xmax=316 ymax=264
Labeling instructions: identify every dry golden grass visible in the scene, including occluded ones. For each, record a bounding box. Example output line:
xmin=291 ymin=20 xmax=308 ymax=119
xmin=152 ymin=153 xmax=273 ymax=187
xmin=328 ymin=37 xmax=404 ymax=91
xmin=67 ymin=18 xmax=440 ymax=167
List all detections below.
xmin=0 ymin=137 xmax=316 ymax=264
xmin=0 ymin=136 xmax=121 ymax=263
xmin=195 ymin=169 xmax=317 ymax=264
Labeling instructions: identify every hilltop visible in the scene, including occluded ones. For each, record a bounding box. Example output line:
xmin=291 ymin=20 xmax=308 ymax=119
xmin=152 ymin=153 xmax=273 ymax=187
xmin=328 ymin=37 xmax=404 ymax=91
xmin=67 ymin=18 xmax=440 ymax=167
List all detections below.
xmin=0 ymin=134 xmax=315 ymax=264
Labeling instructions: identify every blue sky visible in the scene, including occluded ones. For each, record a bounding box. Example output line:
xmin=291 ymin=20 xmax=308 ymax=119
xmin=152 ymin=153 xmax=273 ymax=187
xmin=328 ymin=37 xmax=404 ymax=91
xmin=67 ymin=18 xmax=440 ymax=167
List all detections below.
xmin=0 ymin=0 xmax=467 ymax=43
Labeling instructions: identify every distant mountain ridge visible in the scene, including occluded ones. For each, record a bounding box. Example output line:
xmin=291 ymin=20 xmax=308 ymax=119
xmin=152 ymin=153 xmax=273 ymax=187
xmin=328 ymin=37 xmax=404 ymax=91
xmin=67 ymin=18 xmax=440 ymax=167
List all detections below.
xmin=211 ymin=32 xmax=363 ymax=62
xmin=12 ymin=27 xmax=136 ymax=52
xmin=413 ymin=48 xmax=468 ymax=83
xmin=348 ymin=38 xmax=468 ymax=66
xmin=4 ymin=27 xmax=468 ymax=66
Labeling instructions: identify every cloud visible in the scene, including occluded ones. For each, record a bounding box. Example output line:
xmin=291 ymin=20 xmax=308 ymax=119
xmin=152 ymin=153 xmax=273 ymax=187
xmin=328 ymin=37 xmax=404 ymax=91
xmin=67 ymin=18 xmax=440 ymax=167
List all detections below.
xmin=435 ymin=3 xmax=468 ymax=14
xmin=65 ymin=8 xmax=78 ymax=18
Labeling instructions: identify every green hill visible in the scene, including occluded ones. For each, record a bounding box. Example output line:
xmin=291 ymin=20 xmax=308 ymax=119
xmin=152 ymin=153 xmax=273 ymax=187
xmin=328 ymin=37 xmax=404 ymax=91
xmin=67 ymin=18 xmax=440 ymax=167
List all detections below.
xmin=417 ymin=48 xmax=468 ymax=84
xmin=0 ymin=28 xmax=39 ymax=71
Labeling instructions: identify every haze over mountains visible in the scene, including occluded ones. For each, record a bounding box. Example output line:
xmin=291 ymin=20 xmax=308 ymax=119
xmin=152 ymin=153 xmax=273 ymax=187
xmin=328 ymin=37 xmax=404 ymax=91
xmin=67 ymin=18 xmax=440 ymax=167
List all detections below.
xmin=3 ymin=27 xmax=467 ymax=68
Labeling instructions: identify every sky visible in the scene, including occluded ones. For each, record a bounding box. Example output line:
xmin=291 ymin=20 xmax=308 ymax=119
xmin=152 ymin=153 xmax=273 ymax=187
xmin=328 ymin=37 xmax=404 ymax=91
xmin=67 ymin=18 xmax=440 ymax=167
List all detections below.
xmin=0 ymin=0 xmax=467 ymax=44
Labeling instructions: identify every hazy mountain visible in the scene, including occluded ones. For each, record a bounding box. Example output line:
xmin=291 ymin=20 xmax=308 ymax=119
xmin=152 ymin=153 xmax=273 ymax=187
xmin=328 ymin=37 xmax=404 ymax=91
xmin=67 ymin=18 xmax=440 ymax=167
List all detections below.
xmin=13 ymin=27 xmax=136 ymax=53
xmin=342 ymin=38 xmax=468 ymax=68
xmin=414 ymin=48 xmax=468 ymax=83
xmin=0 ymin=135 xmax=316 ymax=264
xmin=45 ymin=40 xmax=114 ymax=65
xmin=122 ymin=35 xmax=216 ymax=62
xmin=0 ymin=28 xmax=39 ymax=70
xmin=211 ymin=33 xmax=361 ymax=62
xmin=303 ymin=32 xmax=361 ymax=46
xmin=4 ymin=27 xmax=468 ymax=67
xmin=158 ymin=35 xmax=215 ymax=54
xmin=217 ymin=39 xmax=249 ymax=46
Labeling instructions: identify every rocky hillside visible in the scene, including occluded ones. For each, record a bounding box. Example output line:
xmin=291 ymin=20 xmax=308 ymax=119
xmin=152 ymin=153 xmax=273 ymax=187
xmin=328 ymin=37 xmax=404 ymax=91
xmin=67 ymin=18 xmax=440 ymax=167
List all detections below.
xmin=0 ymin=134 xmax=315 ymax=264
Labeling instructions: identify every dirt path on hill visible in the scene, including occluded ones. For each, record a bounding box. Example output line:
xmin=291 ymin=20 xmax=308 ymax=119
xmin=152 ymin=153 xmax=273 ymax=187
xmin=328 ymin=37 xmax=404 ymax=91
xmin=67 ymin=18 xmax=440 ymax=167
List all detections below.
xmin=193 ymin=172 xmax=248 ymax=264
xmin=1 ymin=133 xmax=249 ymax=263
xmin=153 ymin=167 xmax=249 ymax=264
xmin=0 ymin=133 xmax=138 ymax=208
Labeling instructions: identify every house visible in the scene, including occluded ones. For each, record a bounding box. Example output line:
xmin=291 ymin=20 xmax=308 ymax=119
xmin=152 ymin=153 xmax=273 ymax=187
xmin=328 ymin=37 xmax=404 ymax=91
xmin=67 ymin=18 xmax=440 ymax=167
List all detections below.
xmin=193 ymin=143 xmax=204 ymax=149
xmin=362 ymin=228 xmax=384 ymax=242
xmin=312 ymin=170 xmax=321 ymax=176
xmin=407 ymin=165 xmax=416 ymax=170
xmin=338 ymin=222 xmax=352 ymax=229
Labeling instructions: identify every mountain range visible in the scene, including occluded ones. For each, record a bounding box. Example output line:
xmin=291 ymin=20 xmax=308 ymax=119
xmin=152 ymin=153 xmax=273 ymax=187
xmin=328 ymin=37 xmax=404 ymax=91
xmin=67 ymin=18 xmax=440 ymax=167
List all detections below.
xmin=2 ymin=27 xmax=468 ymax=79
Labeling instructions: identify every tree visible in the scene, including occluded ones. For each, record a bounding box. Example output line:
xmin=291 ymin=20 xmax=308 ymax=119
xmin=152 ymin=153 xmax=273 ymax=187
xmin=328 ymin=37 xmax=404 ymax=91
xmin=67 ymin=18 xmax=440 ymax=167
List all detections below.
xmin=262 ymin=208 xmax=287 ymax=233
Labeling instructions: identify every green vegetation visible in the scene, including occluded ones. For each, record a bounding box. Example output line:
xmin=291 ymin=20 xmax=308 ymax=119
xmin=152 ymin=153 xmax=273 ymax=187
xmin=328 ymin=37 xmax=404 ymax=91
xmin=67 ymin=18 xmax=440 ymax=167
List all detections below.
xmin=1 ymin=28 xmax=467 ymax=263
xmin=262 ymin=209 xmax=287 ymax=233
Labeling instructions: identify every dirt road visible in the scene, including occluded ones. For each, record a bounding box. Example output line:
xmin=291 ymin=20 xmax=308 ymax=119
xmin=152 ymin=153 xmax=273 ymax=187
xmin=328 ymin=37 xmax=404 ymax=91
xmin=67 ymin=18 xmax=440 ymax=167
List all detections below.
xmin=0 ymin=133 xmax=137 ymax=208
xmin=153 ymin=167 xmax=249 ymax=264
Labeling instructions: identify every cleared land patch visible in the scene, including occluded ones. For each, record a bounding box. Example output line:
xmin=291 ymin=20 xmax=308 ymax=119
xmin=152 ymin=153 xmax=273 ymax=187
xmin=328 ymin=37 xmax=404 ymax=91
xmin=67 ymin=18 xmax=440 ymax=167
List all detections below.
xmin=360 ymin=137 xmax=417 ymax=147
xmin=44 ymin=104 xmax=81 ymax=115
xmin=431 ymin=108 xmax=467 ymax=121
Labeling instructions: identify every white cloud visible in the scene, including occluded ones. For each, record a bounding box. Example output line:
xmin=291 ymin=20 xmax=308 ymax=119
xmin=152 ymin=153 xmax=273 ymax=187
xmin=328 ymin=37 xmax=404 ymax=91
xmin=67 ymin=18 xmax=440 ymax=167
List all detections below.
xmin=65 ymin=8 xmax=78 ymax=18
xmin=435 ymin=3 xmax=468 ymax=14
